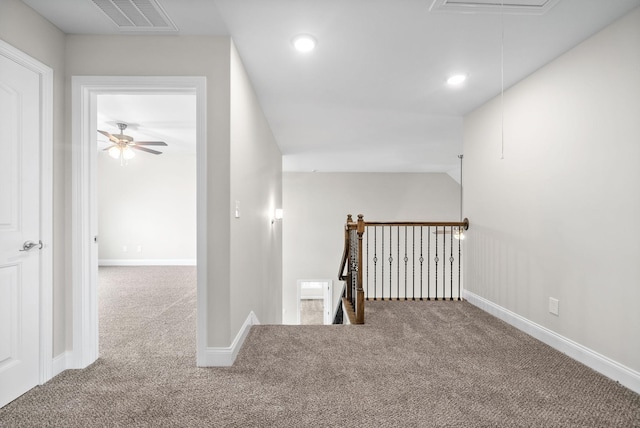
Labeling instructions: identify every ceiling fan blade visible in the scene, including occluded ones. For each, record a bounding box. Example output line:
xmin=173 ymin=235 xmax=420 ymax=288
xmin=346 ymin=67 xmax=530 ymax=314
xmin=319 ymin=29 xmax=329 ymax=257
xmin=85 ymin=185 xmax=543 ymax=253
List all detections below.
xmin=102 ymin=145 xmax=116 ymax=151
xmin=134 ymin=141 xmax=168 ymax=146
xmin=132 ymin=146 xmax=163 ymax=155
xmin=98 ymin=129 xmax=120 ymax=143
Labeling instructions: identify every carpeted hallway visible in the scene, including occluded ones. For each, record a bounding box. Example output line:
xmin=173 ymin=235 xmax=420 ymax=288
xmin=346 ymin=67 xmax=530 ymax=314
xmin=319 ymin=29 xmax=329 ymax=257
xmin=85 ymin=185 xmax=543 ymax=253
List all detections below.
xmin=0 ymin=266 xmax=638 ymax=427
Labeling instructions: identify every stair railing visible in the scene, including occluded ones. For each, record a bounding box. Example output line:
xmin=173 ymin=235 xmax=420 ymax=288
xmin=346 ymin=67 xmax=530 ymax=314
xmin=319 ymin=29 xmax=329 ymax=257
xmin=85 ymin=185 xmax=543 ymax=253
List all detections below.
xmin=339 ymin=214 xmax=469 ymax=324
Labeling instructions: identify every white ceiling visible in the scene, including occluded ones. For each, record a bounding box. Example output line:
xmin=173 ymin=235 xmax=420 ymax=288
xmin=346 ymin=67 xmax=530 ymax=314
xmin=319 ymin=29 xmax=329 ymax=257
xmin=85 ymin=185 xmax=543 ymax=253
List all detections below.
xmin=21 ymin=0 xmax=640 ymax=174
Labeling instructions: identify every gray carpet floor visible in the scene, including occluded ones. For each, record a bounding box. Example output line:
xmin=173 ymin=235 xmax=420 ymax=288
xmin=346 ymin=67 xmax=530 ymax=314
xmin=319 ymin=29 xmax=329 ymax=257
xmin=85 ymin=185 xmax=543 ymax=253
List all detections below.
xmin=0 ymin=266 xmax=638 ymax=427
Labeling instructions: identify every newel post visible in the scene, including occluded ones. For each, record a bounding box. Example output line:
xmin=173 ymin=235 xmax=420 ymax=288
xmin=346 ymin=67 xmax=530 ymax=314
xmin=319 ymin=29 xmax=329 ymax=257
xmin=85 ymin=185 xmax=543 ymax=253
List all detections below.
xmin=345 ymin=214 xmax=354 ymax=302
xmin=355 ymin=214 xmax=365 ymax=324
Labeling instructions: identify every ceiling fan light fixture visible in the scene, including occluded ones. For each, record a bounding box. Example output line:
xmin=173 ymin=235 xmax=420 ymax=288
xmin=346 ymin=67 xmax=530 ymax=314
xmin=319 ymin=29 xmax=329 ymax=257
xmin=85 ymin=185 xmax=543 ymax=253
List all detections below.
xmin=292 ymin=34 xmax=317 ymax=52
xmin=98 ymin=123 xmax=168 ymax=161
xmin=108 ymin=146 xmax=121 ymax=159
xmin=122 ymin=146 xmax=136 ymax=160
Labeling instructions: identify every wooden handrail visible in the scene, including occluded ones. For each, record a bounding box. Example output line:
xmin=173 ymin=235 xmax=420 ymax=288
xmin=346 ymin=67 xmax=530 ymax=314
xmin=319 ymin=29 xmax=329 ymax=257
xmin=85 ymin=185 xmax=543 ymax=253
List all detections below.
xmin=363 ymin=219 xmax=469 ymax=229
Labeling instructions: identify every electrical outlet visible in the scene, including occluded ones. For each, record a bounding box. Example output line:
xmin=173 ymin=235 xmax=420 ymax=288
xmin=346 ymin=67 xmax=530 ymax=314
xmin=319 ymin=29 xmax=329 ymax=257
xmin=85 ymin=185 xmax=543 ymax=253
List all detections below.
xmin=549 ymin=297 xmax=559 ymax=316
xmin=122 ymin=245 xmax=128 ymax=253
xmin=137 ymin=245 xmax=142 ymax=253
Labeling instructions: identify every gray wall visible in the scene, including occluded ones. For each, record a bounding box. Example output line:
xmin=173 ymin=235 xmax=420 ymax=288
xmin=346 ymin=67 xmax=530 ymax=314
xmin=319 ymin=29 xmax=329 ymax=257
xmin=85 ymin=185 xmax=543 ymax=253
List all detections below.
xmin=65 ymin=35 xmax=282 ymax=347
xmin=64 ymin=34 xmax=236 ymax=348
xmin=1 ymin=0 xmax=282 ymax=358
xmin=282 ymin=172 xmax=460 ymax=324
xmin=464 ymin=8 xmax=640 ymax=372
xmin=230 ymin=41 xmax=283 ymax=331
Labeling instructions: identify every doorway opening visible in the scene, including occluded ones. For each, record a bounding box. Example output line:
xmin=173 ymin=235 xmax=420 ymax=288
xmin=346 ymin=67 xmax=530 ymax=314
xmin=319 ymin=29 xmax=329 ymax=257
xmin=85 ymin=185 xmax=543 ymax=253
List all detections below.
xmin=71 ymin=76 xmax=207 ymax=369
xmin=96 ymin=92 xmax=197 ymax=359
xmin=297 ymin=280 xmax=332 ymax=325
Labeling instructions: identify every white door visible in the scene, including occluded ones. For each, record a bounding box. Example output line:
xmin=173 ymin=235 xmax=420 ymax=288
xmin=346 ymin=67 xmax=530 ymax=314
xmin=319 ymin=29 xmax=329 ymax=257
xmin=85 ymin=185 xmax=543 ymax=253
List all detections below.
xmin=0 ymin=51 xmax=42 ymax=408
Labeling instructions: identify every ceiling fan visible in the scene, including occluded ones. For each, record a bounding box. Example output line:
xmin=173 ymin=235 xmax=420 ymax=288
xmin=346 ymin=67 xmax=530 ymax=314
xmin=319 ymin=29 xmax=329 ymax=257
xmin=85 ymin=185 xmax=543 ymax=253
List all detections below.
xmin=98 ymin=122 xmax=168 ymax=162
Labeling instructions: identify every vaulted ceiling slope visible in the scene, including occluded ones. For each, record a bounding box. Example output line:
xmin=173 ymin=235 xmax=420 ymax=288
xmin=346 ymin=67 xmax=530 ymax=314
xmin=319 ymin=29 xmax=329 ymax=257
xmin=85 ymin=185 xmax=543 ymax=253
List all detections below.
xmin=21 ymin=0 xmax=640 ymax=173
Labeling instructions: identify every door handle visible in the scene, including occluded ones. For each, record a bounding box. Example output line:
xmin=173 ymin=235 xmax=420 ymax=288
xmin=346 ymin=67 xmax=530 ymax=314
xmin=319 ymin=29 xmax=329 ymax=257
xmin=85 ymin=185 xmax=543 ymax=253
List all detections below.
xmin=19 ymin=240 xmax=43 ymax=252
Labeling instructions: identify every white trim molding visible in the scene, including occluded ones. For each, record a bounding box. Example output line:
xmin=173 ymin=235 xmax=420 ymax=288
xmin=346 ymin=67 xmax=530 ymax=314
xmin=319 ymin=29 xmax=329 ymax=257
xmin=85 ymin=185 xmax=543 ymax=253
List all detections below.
xmin=98 ymin=259 xmax=197 ymax=266
xmin=464 ymin=290 xmax=640 ymax=394
xmin=199 ymin=312 xmax=260 ymax=367
xmin=71 ymin=76 xmax=207 ymax=370
xmin=52 ymin=351 xmax=73 ymax=377
xmin=0 ymin=39 xmax=54 ymax=386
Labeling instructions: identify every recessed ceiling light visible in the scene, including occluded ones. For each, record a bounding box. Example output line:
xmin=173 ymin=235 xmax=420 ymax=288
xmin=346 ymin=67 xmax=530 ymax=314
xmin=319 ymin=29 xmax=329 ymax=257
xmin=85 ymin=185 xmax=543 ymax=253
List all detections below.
xmin=292 ymin=34 xmax=317 ymax=52
xmin=447 ymin=74 xmax=467 ymax=85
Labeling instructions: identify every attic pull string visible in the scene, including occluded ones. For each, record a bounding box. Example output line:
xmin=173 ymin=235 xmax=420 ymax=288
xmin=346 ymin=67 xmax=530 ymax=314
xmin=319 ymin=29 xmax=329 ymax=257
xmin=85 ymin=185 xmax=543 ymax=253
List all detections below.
xmin=500 ymin=0 xmax=505 ymax=160
xmin=458 ymin=154 xmax=463 ymax=222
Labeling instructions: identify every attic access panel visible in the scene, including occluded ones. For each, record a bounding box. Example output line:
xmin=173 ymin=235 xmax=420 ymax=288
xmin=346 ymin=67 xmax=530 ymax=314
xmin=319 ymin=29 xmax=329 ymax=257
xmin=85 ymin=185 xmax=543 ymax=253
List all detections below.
xmin=429 ymin=0 xmax=561 ymax=15
xmin=90 ymin=0 xmax=177 ymax=32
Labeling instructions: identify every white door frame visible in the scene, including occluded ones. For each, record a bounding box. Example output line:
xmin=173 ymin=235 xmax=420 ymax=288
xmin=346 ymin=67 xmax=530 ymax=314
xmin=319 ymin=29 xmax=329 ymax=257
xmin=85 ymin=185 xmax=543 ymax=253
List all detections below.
xmin=0 ymin=40 xmax=53 ymax=384
xmin=71 ymin=76 xmax=207 ymax=368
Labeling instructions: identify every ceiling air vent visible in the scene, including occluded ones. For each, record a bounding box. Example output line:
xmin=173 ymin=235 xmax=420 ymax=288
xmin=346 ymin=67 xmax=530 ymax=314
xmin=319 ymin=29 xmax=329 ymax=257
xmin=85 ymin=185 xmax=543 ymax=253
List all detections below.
xmin=429 ymin=0 xmax=561 ymax=15
xmin=90 ymin=0 xmax=177 ymax=32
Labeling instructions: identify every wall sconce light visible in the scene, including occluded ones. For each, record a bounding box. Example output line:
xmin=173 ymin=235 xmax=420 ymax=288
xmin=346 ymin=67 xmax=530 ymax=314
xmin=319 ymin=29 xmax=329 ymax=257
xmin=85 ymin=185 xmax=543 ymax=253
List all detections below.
xmin=272 ymin=208 xmax=284 ymax=224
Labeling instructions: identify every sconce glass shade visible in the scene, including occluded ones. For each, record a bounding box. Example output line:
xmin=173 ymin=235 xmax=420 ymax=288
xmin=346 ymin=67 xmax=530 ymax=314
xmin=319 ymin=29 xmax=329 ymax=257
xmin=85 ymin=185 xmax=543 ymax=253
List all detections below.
xmin=271 ymin=208 xmax=284 ymax=224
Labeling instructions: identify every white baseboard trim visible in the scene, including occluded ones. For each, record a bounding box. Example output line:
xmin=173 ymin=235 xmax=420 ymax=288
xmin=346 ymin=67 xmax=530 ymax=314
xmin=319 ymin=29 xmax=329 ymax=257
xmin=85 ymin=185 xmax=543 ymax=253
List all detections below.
xmin=98 ymin=259 xmax=197 ymax=266
xmin=464 ymin=290 xmax=640 ymax=394
xmin=52 ymin=351 xmax=72 ymax=378
xmin=199 ymin=312 xmax=260 ymax=367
